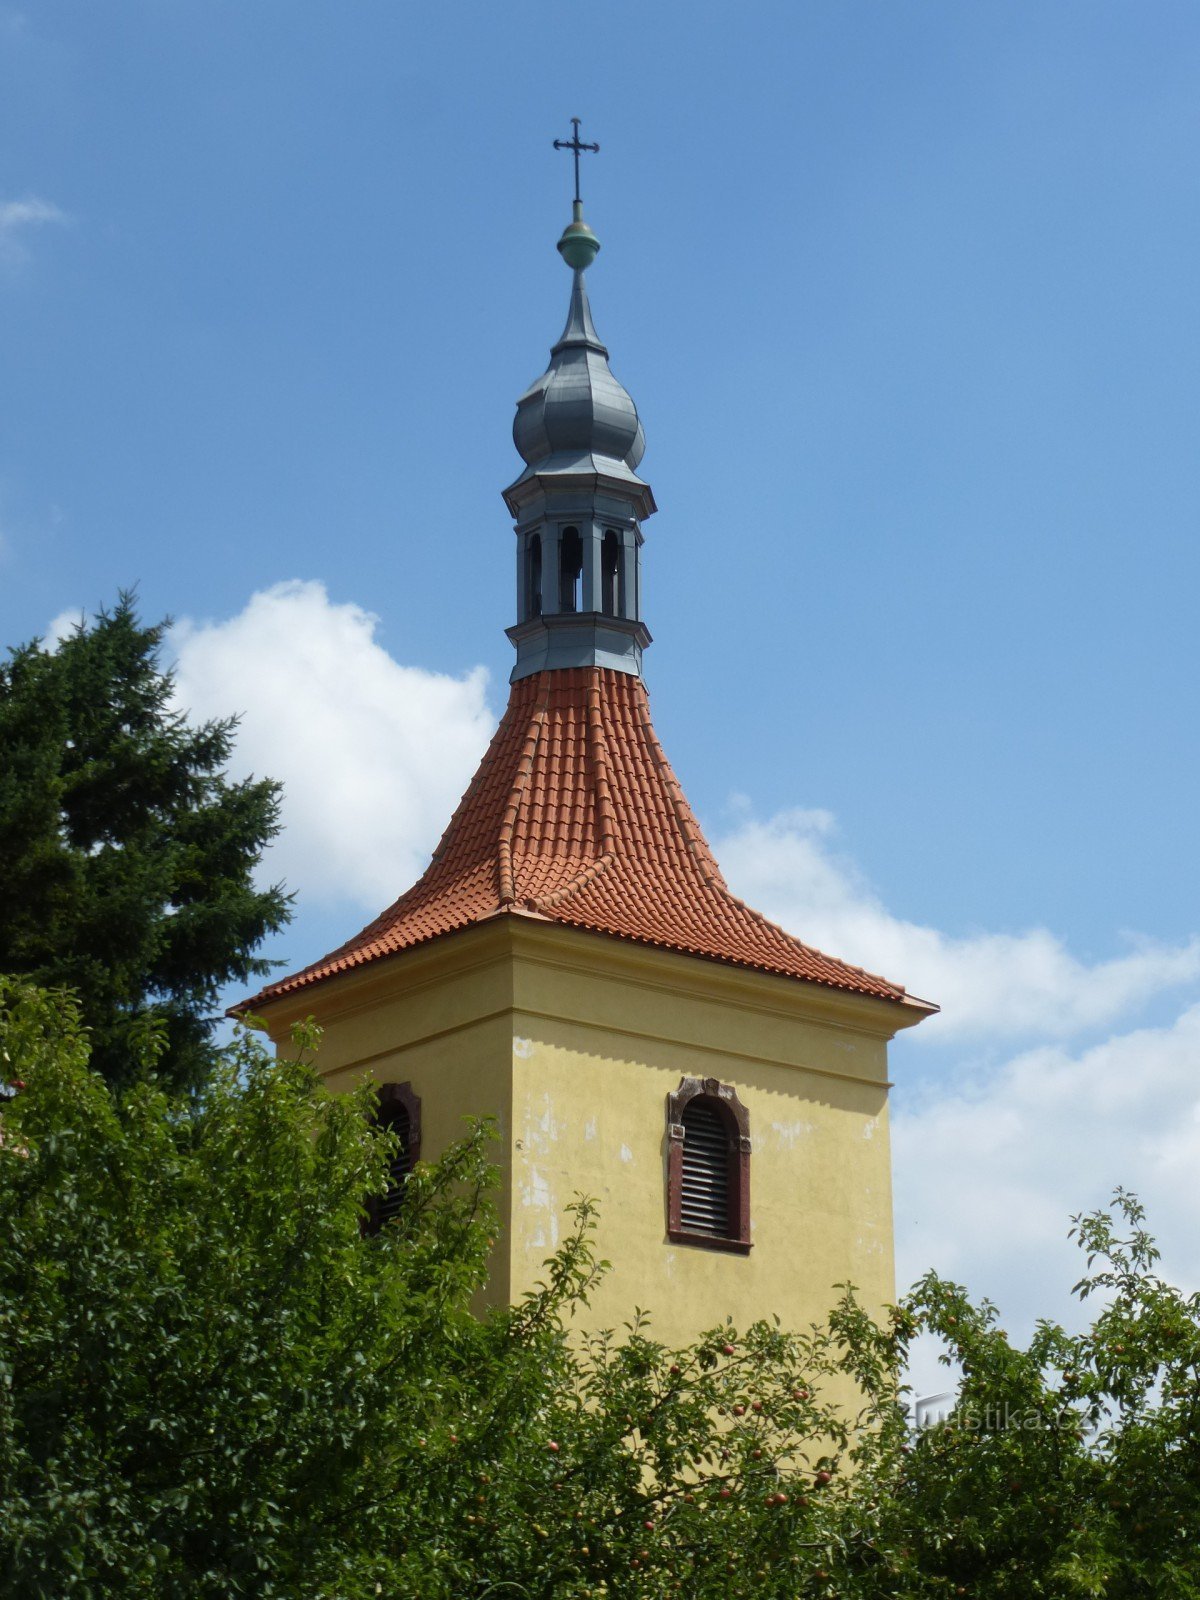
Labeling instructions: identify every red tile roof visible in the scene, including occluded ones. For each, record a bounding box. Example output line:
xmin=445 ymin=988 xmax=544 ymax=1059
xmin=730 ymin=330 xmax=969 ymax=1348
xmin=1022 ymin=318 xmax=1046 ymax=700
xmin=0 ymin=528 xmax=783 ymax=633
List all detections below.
xmin=242 ymin=668 xmax=922 ymax=1010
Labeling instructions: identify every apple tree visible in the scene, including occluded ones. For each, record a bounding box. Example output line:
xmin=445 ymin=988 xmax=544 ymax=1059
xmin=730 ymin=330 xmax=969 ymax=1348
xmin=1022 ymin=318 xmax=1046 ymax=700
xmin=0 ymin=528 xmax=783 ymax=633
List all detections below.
xmin=1 ymin=977 xmax=1197 ymax=1598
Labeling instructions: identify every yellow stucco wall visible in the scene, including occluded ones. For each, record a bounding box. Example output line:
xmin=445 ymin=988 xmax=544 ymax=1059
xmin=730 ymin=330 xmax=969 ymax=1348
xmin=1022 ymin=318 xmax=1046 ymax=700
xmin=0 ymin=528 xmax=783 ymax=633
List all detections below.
xmin=255 ymin=917 xmax=924 ymax=1342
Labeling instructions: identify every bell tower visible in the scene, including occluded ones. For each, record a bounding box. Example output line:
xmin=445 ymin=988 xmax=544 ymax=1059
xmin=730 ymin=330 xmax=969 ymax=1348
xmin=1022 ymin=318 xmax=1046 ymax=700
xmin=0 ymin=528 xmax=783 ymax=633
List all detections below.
xmin=505 ymin=188 xmax=654 ymax=681
xmin=240 ymin=128 xmax=935 ymax=1348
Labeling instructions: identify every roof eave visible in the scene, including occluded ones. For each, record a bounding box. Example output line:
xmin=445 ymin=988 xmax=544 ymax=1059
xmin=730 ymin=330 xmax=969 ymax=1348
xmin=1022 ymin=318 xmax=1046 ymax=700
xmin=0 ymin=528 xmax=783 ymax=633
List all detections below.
xmin=230 ymin=906 xmax=937 ymax=1031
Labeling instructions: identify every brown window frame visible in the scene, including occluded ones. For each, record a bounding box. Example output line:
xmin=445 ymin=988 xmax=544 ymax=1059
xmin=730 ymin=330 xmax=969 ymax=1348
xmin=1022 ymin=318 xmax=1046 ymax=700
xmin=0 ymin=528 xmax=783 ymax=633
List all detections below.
xmin=666 ymin=1076 xmax=751 ymax=1254
xmin=365 ymin=1081 xmax=422 ymax=1234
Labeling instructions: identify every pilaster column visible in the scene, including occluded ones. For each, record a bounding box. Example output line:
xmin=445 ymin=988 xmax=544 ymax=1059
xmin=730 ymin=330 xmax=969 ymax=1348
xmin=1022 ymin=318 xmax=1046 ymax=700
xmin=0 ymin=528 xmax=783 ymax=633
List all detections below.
xmin=541 ymin=527 xmax=561 ymax=616
xmin=621 ymin=531 xmax=640 ymax=622
xmin=583 ymin=523 xmax=603 ymax=613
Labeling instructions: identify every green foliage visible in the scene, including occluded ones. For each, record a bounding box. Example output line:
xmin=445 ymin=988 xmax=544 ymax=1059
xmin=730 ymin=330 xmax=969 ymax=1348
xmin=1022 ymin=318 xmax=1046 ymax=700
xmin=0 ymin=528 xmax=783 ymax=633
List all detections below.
xmin=0 ymin=980 xmax=499 ymax=1597
xmin=0 ymin=595 xmax=290 ymax=1092
xmin=837 ymin=1185 xmax=1200 ymax=1600
xmin=1 ymin=980 xmax=1197 ymax=1598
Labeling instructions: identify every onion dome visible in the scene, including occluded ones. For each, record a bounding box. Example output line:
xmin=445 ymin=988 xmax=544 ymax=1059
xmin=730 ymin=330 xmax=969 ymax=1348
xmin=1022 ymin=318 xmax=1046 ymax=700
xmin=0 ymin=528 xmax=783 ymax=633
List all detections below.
xmin=507 ymin=204 xmax=650 ymax=503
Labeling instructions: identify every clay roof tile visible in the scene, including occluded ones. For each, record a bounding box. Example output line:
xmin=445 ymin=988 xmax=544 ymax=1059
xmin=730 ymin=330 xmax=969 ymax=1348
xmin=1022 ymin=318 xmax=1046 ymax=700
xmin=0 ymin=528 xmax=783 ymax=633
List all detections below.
xmin=242 ymin=668 xmax=920 ymax=1010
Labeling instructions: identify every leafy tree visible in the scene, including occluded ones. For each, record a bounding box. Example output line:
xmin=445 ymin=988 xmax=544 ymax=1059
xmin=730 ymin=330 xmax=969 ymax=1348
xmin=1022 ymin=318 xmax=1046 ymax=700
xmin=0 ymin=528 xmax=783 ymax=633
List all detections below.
xmin=1 ymin=978 xmax=1197 ymax=1598
xmin=0 ymin=596 xmax=289 ymax=1090
xmin=0 ymin=980 xmax=498 ymax=1598
xmin=869 ymin=1197 xmax=1200 ymax=1597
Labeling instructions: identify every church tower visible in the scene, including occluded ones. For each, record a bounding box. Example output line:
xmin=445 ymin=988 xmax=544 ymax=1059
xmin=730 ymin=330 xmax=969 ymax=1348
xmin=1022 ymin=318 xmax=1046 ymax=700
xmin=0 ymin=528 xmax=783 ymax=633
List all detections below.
xmin=243 ymin=136 xmax=934 ymax=1343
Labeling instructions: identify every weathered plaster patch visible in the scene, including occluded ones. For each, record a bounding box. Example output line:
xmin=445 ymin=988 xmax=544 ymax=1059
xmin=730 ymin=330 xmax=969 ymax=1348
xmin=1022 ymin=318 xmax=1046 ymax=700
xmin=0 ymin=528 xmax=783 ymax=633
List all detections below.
xmin=770 ymin=1118 xmax=815 ymax=1148
xmin=619 ymin=1143 xmax=633 ymax=1164
xmin=522 ymin=1164 xmax=552 ymax=1212
xmin=513 ymin=1037 xmax=535 ymax=1059
xmin=520 ymin=1164 xmax=560 ymax=1252
xmin=584 ymin=1117 xmax=598 ymax=1142
xmin=520 ymin=1094 xmax=558 ymax=1155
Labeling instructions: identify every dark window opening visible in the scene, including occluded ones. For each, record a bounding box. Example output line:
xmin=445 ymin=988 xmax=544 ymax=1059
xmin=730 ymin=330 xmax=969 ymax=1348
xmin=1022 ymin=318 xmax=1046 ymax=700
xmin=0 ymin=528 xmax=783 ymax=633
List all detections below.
xmin=601 ymin=530 xmax=622 ymax=617
xmin=367 ymin=1083 xmax=422 ymax=1234
xmin=526 ymin=533 xmax=542 ymax=619
xmin=378 ymin=1103 xmax=412 ymax=1225
xmin=559 ymin=527 xmax=582 ymax=613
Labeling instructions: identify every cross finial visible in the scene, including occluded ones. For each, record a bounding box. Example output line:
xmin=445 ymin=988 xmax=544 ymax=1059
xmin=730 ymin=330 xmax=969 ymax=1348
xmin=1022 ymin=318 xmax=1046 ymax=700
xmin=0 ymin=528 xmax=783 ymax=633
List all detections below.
xmin=553 ymin=117 xmax=600 ymax=207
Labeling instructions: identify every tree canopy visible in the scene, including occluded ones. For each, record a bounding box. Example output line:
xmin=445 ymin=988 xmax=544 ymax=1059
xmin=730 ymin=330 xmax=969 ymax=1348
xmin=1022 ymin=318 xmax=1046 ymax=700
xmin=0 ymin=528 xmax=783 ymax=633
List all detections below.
xmin=1 ymin=979 xmax=1197 ymax=1599
xmin=0 ymin=597 xmax=289 ymax=1091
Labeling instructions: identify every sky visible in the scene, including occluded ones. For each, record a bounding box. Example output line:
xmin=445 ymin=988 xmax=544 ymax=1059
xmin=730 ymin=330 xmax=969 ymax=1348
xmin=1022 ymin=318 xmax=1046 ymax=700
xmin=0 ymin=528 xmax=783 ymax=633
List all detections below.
xmin=4 ymin=2 xmax=1200 ymax=1364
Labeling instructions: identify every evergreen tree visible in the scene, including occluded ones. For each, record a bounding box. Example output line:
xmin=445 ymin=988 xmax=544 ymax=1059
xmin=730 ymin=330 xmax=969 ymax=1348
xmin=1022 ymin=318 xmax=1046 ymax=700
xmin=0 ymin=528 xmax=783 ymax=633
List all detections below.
xmin=0 ymin=596 xmax=289 ymax=1091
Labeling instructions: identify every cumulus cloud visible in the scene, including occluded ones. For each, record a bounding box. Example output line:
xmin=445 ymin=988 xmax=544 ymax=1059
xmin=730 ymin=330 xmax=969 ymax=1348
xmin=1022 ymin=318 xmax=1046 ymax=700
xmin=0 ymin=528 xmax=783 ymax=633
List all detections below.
xmin=170 ymin=580 xmax=494 ymax=910
xmin=43 ymin=607 xmax=84 ymax=648
xmin=894 ymin=1005 xmax=1200 ymax=1346
xmin=714 ymin=805 xmax=1200 ymax=1352
xmin=713 ymin=807 xmax=1200 ymax=1042
xmin=0 ymin=197 xmax=67 ymax=266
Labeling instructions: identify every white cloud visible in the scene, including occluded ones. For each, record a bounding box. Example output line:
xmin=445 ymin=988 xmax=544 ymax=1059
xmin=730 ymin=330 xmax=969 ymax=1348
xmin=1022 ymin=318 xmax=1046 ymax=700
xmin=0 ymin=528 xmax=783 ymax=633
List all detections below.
xmin=713 ymin=806 xmax=1200 ymax=1041
xmin=894 ymin=1005 xmax=1200 ymax=1343
xmin=170 ymin=580 xmax=494 ymax=910
xmin=44 ymin=607 xmax=84 ymax=648
xmin=0 ymin=197 xmax=67 ymax=266
xmin=708 ymin=806 xmax=1200 ymax=1348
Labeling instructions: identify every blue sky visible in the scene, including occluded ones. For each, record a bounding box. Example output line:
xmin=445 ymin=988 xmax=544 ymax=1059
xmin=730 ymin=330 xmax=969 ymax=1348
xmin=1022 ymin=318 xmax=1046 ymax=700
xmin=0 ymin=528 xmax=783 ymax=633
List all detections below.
xmin=4 ymin=2 xmax=1200 ymax=1340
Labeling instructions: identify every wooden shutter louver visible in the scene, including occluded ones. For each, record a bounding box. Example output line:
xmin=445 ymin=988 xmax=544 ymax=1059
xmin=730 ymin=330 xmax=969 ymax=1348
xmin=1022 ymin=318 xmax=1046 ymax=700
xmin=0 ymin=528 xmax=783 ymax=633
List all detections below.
xmin=377 ymin=1104 xmax=412 ymax=1225
xmin=680 ymin=1100 xmax=731 ymax=1236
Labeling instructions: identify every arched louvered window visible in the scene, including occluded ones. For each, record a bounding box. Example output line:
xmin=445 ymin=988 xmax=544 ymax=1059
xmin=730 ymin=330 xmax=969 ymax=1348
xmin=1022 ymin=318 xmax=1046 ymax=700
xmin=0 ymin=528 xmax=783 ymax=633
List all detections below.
xmin=367 ymin=1082 xmax=422 ymax=1234
xmin=666 ymin=1077 xmax=751 ymax=1253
